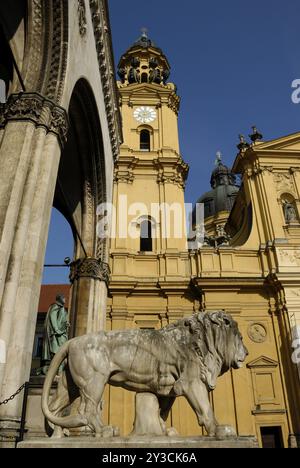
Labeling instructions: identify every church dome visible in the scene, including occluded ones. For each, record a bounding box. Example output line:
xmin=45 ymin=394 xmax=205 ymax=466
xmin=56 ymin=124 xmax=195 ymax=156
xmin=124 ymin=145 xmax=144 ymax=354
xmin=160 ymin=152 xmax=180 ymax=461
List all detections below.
xmin=117 ymin=31 xmax=171 ymax=86
xmin=195 ymin=154 xmax=240 ymax=220
xmin=210 ymin=161 xmax=236 ymax=189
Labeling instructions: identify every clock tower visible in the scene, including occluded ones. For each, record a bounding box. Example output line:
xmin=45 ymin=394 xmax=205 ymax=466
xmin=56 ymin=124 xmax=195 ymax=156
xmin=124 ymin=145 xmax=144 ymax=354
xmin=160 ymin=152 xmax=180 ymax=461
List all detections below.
xmin=106 ymin=32 xmax=197 ymax=435
xmin=111 ymin=31 xmax=189 ymax=254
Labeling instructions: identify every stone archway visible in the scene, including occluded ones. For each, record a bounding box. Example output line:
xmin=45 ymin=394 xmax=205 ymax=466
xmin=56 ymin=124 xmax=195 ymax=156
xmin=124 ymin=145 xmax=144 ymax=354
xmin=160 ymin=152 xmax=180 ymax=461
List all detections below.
xmin=0 ymin=1 xmax=121 ymax=444
xmin=0 ymin=4 xmax=70 ymax=438
xmin=55 ymin=79 xmax=110 ymax=337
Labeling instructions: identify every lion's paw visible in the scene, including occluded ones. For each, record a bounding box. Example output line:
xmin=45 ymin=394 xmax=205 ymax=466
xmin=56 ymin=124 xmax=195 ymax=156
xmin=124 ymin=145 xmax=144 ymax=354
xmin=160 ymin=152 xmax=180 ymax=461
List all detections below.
xmin=215 ymin=425 xmax=237 ymax=440
xmin=97 ymin=425 xmax=120 ymax=438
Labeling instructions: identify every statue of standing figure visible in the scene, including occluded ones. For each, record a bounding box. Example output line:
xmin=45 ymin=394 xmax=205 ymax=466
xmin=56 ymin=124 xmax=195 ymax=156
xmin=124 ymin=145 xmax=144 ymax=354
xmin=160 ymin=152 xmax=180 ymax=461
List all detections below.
xmin=37 ymin=294 xmax=70 ymax=375
xmin=284 ymin=201 xmax=298 ymax=224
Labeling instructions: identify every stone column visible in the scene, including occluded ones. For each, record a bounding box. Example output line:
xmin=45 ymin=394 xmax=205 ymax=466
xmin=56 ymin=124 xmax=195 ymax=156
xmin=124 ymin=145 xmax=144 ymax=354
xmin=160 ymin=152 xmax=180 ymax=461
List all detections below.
xmin=69 ymin=257 xmax=110 ymax=336
xmin=0 ymin=93 xmax=68 ymax=444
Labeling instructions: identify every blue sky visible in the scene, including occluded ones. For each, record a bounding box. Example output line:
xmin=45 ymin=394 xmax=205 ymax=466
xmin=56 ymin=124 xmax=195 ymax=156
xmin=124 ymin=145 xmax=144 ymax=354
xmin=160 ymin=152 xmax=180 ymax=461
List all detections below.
xmin=43 ymin=0 xmax=300 ymax=284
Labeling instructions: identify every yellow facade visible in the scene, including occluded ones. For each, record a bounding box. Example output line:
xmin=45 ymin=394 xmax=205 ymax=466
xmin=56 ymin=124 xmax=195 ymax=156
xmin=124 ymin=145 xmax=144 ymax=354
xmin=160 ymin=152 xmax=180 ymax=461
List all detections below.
xmin=106 ymin=35 xmax=300 ymax=447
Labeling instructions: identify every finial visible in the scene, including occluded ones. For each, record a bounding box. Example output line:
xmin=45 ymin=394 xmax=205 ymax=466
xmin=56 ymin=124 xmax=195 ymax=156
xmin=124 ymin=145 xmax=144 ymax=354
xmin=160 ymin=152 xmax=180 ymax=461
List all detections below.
xmin=237 ymin=134 xmax=250 ymax=152
xmin=249 ymin=126 xmax=263 ymax=143
xmin=215 ymin=151 xmax=222 ymax=166
xmin=141 ymin=27 xmax=148 ymax=38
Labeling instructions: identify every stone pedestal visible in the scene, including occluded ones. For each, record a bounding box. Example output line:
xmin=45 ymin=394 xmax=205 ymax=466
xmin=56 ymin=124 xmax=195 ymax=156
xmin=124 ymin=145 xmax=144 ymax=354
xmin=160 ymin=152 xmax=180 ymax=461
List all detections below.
xmin=18 ymin=435 xmax=259 ymax=449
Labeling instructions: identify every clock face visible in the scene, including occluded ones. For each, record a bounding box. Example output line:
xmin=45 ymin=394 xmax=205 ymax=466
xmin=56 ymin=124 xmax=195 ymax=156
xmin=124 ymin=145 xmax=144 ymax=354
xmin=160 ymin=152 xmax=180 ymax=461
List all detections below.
xmin=133 ymin=106 xmax=157 ymax=124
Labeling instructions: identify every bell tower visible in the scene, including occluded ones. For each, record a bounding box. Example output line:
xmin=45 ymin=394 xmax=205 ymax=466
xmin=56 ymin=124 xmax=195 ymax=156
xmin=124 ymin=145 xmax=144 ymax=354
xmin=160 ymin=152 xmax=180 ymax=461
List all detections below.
xmin=107 ymin=33 xmax=195 ymax=436
xmin=111 ymin=31 xmax=189 ymax=255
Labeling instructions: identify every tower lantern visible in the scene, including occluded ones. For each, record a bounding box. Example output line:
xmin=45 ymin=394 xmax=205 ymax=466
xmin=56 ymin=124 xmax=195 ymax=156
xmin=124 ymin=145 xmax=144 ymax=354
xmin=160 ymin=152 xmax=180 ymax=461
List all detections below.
xmin=117 ymin=31 xmax=171 ymax=86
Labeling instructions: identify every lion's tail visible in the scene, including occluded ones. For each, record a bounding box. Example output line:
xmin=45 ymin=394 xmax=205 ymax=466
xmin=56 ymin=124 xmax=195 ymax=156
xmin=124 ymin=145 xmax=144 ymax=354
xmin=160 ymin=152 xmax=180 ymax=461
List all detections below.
xmin=42 ymin=340 xmax=88 ymax=429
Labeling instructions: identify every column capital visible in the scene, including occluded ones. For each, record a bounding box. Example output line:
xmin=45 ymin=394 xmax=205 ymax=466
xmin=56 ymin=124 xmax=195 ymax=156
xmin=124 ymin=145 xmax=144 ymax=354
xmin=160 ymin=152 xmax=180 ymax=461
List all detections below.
xmin=0 ymin=92 xmax=69 ymax=147
xmin=70 ymin=258 xmax=110 ymax=285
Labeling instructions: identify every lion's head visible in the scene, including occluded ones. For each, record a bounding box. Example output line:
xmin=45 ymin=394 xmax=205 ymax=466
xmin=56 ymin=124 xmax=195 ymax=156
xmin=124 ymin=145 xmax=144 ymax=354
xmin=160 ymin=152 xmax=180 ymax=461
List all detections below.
xmin=183 ymin=311 xmax=248 ymax=390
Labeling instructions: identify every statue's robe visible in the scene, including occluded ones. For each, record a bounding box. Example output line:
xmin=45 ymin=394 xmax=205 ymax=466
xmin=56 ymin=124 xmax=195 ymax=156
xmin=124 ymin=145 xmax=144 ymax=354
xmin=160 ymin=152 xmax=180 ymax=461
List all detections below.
xmin=42 ymin=303 xmax=69 ymax=362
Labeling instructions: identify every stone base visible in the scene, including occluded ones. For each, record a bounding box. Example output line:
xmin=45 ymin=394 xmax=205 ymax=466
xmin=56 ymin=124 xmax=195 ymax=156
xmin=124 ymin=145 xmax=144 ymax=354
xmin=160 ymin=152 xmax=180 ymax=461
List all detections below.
xmin=18 ymin=435 xmax=259 ymax=449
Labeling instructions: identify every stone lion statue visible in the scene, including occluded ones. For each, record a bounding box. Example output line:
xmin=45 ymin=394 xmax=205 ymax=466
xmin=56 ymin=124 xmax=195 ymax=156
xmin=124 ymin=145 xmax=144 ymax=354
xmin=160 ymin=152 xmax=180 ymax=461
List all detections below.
xmin=42 ymin=311 xmax=248 ymax=438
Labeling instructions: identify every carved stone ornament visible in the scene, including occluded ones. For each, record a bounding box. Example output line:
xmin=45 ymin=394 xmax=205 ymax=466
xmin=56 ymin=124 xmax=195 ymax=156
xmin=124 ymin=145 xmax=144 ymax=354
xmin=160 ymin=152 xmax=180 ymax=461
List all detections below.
xmin=155 ymin=159 xmax=189 ymax=189
xmin=0 ymin=93 xmax=69 ymax=147
xmin=41 ymin=311 xmax=248 ymax=438
xmin=70 ymin=257 xmax=110 ymax=284
xmin=114 ymin=170 xmax=134 ymax=184
xmin=89 ymin=0 xmax=122 ymax=161
xmin=157 ymin=173 xmax=185 ymax=189
xmin=168 ymin=92 xmax=180 ymax=115
xmin=248 ymin=323 xmax=267 ymax=343
xmin=287 ymin=289 xmax=300 ymax=298
xmin=78 ymin=0 xmax=87 ymax=36
xmin=261 ymin=166 xmax=273 ymax=174
xmin=274 ymin=172 xmax=295 ymax=194
xmin=278 ymin=249 xmax=300 ymax=267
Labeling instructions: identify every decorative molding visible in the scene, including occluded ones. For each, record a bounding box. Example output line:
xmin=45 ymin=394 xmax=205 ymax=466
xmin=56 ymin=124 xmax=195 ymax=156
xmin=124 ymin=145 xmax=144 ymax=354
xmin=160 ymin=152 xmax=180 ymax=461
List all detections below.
xmin=89 ymin=0 xmax=123 ymax=161
xmin=287 ymin=289 xmax=300 ymax=298
xmin=261 ymin=166 xmax=273 ymax=173
xmin=78 ymin=0 xmax=87 ymax=36
xmin=290 ymin=167 xmax=300 ymax=174
xmin=252 ymin=409 xmax=286 ymax=415
xmin=0 ymin=93 xmax=69 ymax=147
xmin=154 ymin=157 xmax=189 ymax=189
xmin=24 ymin=0 xmax=44 ymax=92
xmin=114 ymin=171 xmax=135 ymax=184
xmin=157 ymin=173 xmax=185 ymax=189
xmin=247 ymin=356 xmax=278 ymax=368
xmin=70 ymin=257 xmax=110 ymax=284
xmin=24 ymin=0 xmax=69 ymax=103
xmin=250 ymin=165 xmax=274 ymax=176
xmin=43 ymin=0 xmax=69 ymax=102
xmin=167 ymin=92 xmax=180 ymax=115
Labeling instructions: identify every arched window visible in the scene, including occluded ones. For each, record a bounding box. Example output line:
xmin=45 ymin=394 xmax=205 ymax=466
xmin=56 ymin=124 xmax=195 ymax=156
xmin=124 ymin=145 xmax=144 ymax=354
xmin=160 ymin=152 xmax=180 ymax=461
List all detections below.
xmin=141 ymin=73 xmax=148 ymax=83
xmin=140 ymin=219 xmax=153 ymax=252
xmin=140 ymin=129 xmax=150 ymax=151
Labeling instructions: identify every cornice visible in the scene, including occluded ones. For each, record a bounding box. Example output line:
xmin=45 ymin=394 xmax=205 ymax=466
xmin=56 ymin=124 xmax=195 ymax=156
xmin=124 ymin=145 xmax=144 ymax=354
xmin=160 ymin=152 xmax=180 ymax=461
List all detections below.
xmin=154 ymin=156 xmax=189 ymax=188
xmin=157 ymin=281 xmax=191 ymax=292
xmin=192 ymin=277 xmax=265 ymax=289
xmin=113 ymin=153 xmax=189 ymax=187
xmin=118 ymin=82 xmax=180 ymax=114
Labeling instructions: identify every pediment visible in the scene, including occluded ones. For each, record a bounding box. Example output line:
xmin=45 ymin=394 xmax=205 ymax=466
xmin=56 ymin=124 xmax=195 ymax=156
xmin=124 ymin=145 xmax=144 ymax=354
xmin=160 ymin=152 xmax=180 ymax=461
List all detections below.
xmin=120 ymin=83 xmax=172 ymax=101
xmin=247 ymin=356 xmax=278 ymax=368
xmin=255 ymin=132 xmax=300 ymax=152
xmin=132 ymin=87 xmax=159 ymax=95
